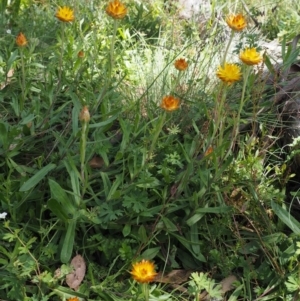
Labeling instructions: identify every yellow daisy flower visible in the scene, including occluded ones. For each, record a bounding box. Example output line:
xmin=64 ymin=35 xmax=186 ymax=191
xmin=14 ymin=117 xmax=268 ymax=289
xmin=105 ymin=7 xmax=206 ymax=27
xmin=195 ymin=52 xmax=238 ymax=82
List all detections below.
xmin=16 ymin=32 xmax=27 ymax=47
xmin=56 ymin=6 xmax=75 ymax=22
xmin=239 ymin=48 xmax=262 ymax=66
xmin=226 ymin=14 xmax=247 ymax=31
xmin=130 ymin=260 xmax=157 ymax=283
xmin=106 ymin=0 xmax=127 ymax=20
xmin=216 ymin=63 xmax=241 ymax=85
xmin=160 ymin=95 xmax=180 ymax=111
xmin=174 ymin=58 xmax=188 ymax=71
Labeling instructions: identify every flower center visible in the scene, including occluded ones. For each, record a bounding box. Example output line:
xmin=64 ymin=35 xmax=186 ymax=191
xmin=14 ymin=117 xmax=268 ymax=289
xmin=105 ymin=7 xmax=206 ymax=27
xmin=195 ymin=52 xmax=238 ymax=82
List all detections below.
xmin=141 ymin=268 xmax=147 ymax=276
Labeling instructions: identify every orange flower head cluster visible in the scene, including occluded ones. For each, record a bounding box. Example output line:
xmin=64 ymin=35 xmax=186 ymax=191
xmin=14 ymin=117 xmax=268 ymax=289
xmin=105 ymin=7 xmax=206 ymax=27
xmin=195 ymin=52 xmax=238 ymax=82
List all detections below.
xmin=160 ymin=95 xmax=180 ymax=111
xmin=174 ymin=58 xmax=188 ymax=71
xmin=226 ymin=14 xmax=246 ymax=31
xmin=106 ymin=0 xmax=127 ymax=19
xmin=16 ymin=32 xmax=27 ymax=47
xmin=216 ymin=63 xmax=241 ymax=85
xmin=239 ymin=48 xmax=262 ymax=66
xmin=56 ymin=6 xmax=75 ymax=22
xmin=67 ymin=297 xmax=79 ymax=301
xmin=130 ymin=260 xmax=157 ymax=283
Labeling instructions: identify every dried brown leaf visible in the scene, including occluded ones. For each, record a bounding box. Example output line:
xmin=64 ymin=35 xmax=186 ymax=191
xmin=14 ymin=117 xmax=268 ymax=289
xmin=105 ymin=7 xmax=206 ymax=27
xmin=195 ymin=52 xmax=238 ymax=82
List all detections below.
xmin=154 ymin=269 xmax=192 ymax=284
xmin=66 ymin=254 xmax=86 ymax=291
xmin=221 ymin=275 xmax=238 ymax=294
xmin=89 ymin=156 xmax=104 ymax=169
xmin=0 ymin=69 xmax=14 ymax=90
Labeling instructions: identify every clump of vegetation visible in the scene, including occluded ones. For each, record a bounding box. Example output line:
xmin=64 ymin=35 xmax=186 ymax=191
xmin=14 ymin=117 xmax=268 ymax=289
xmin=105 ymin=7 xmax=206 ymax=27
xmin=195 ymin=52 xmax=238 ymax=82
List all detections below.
xmin=1 ymin=0 xmax=300 ymax=300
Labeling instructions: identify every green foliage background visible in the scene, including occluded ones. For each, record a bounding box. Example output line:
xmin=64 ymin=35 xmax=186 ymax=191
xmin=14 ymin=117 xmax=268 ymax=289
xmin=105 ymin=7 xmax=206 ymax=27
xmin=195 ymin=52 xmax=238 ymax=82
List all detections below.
xmin=1 ymin=0 xmax=300 ymax=300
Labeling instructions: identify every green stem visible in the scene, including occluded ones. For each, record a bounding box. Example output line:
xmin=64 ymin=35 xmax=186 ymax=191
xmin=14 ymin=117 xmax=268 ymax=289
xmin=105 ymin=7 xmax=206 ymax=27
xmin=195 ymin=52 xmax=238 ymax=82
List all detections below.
xmin=59 ymin=23 xmax=65 ymax=84
xmin=216 ymin=87 xmax=228 ymax=148
xmin=235 ymin=66 xmax=251 ymax=139
xmin=148 ymin=112 xmax=166 ymax=160
xmin=208 ymin=85 xmax=228 ymax=148
xmin=93 ymin=19 xmax=118 ymax=114
xmin=80 ymin=121 xmax=88 ymax=183
xmin=173 ymin=71 xmax=183 ymax=91
xmin=109 ymin=19 xmax=118 ymax=81
xmin=224 ymin=66 xmax=251 ymax=159
xmin=142 ymin=283 xmax=149 ymax=301
xmin=222 ymin=30 xmax=235 ymax=65
xmin=20 ymin=49 xmax=26 ymax=112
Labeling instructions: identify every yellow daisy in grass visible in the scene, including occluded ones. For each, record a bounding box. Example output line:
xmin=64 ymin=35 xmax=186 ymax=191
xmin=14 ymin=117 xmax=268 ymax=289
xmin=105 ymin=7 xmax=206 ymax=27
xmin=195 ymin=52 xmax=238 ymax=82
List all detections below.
xmin=56 ymin=6 xmax=75 ymax=22
xmin=106 ymin=0 xmax=127 ymax=19
xmin=130 ymin=260 xmax=157 ymax=283
xmin=174 ymin=58 xmax=188 ymax=71
xmin=239 ymin=48 xmax=263 ymax=66
xmin=67 ymin=297 xmax=79 ymax=301
xmin=226 ymin=14 xmax=247 ymax=31
xmin=216 ymin=63 xmax=241 ymax=85
xmin=160 ymin=95 xmax=180 ymax=111
xmin=16 ymin=32 xmax=27 ymax=47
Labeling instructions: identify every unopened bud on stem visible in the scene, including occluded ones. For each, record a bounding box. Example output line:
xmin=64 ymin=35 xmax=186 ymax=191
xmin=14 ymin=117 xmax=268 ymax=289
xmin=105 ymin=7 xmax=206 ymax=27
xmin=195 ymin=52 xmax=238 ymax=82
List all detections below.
xmin=79 ymin=106 xmax=90 ymax=123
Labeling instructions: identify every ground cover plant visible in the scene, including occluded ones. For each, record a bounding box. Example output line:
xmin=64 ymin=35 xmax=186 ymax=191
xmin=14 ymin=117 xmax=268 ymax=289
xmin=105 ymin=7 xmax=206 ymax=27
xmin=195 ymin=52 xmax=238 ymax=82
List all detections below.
xmin=1 ymin=0 xmax=300 ymax=300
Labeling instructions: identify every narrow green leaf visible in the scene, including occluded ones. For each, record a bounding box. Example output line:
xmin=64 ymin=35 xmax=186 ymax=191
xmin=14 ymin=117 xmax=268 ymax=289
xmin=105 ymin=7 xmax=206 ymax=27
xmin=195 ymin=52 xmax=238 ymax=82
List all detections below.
xmin=47 ymin=198 xmax=69 ymax=223
xmin=100 ymin=172 xmax=111 ymax=197
xmin=186 ymin=206 xmax=231 ymax=226
xmin=60 ymin=220 xmax=76 ymax=263
xmin=171 ymin=233 xmax=206 ymax=262
xmin=162 ymin=217 xmax=178 ymax=232
xmin=122 ymin=224 xmax=131 ymax=237
xmin=19 ymin=163 xmax=56 ymax=191
xmin=7 ymin=50 xmax=18 ymax=69
xmin=119 ymin=118 xmax=131 ymax=151
xmin=227 ymin=284 xmax=244 ymax=301
xmin=190 ymin=224 xmax=200 ymax=255
xmin=72 ymin=105 xmax=80 ymax=136
xmin=107 ymin=175 xmax=123 ymax=201
xmin=20 ymin=114 xmax=35 ymax=125
xmin=89 ymin=115 xmax=118 ymax=129
xmin=195 ymin=206 xmax=231 ymax=214
xmin=141 ymin=247 xmax=160 ymax=260
xmin=49 ymin=179 xmax=76 ymax=217
xmin=271 ymin=200 xmax=300 ymax=235
xmin=138 ymin=225 xmax=147 ymax=243
xmin=64 ymin=157 xmax=81 ymax=207
xmin=0 ymin=123 xmax=7 ymax=149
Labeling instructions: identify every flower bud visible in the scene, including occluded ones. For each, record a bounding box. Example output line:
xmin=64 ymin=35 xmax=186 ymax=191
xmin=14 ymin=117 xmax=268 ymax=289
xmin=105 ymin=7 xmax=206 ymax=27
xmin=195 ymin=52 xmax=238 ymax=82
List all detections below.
xmin=79 ymin=106 xmax=90 ymax=122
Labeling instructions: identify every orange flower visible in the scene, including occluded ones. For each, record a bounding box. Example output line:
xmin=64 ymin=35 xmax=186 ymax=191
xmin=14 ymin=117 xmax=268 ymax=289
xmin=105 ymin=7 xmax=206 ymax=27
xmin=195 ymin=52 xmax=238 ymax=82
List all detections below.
xmin=216 ymin=63 xmax=241 ymax=85
xmin=239 ymin=48 xmax=262 ymax=66
xmin=79 ymin=106 xmax=90 ymax=122
xmin=174 ymin=58 xmax=188 ymax=71
xmin=130 ymin=260 xmax=157 ymax=283
xmin=160 ymin=95 xmax=180 ymax=111
xmin=56 ymin=6 xmax=75 ymax=22
xmin=78 ymin=50 xmax=84 ymax=58
xmin=16 ymin=32 xmax=27 ymax=47
xmin=226 ymin=14 xmax=246 ymax=31
xmin=106 ymin=0 xmax=127 ymax=19
xmin=67 ymin=298 xmax=79 ymax=301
